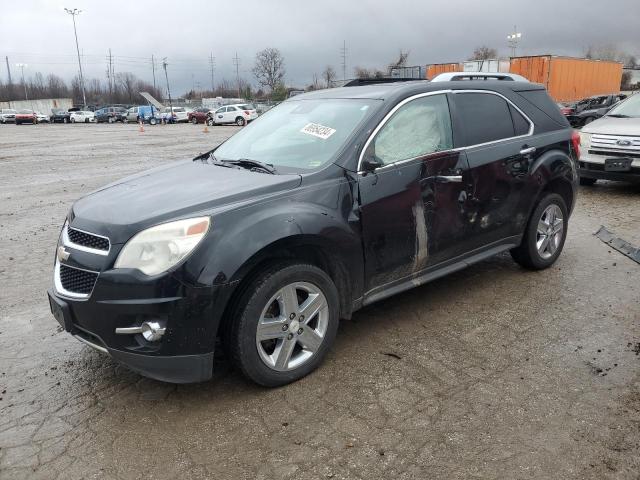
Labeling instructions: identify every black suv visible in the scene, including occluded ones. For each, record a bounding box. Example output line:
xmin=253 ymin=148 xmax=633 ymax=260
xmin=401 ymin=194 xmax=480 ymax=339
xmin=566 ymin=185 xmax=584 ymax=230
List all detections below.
xmin=48 ymin=80 xmax=579 ymax=386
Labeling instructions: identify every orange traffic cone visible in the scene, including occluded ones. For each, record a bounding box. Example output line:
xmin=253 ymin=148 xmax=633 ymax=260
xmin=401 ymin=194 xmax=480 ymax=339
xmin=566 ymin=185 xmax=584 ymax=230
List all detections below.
xmin=203 ymin=121 xmax=209 ymax=133
xmin=138 ymin=121 xmax=145 ymax=133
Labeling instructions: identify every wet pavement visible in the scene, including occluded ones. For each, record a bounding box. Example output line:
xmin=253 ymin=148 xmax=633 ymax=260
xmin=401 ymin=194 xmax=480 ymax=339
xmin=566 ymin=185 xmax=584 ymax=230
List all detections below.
xmin=0 ymin=123 xmax=639 ymax=479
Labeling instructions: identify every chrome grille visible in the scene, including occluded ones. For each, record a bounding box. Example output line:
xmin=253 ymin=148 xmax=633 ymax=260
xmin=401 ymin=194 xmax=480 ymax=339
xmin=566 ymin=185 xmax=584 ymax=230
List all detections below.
xmin=67 ymin=227 xmax=110 ymax=251
xmin=591 ymin=134 xmax=640 ymax=153
xmin=57 ymin=263 xmax=99 ymax=296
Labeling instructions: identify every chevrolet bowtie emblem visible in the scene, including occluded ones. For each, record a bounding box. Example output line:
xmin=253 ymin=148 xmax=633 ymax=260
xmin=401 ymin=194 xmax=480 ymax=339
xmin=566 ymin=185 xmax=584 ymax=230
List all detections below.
xmin=57 ymin=246 xmax=70 ymax=262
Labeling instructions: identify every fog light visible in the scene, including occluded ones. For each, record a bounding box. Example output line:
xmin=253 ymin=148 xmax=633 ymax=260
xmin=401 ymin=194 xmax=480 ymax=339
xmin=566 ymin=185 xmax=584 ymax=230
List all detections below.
xmin=141 ymin=321 xmax=166 ymax=342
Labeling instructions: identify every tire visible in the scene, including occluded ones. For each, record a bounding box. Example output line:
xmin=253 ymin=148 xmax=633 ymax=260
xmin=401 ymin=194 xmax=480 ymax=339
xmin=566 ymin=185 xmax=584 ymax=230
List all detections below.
xmin=191 ymin=116 xmax=198 ymax=124
xmin=108 ymin=116 xmax=115 ymax=124
xmin=226 ymin=262 xmax=339 ymax=387
xmin=235 ymin=116 xmax=246 ymax=126
xmin=71 ymin=117 xmax=76 ymax=123
xmin=63 ymin=117 xmax=69 ymax=124
xmin=510 ymin=193 xmax=568 ymax=270
xmin=149 ymin=117 xmax=157 ymax=125
xmin=579 ymin=176 xmax=597 ymax=186
xmin=583 ymin=116 xmax=595 ymax=125
xmin=206 ymin=118 xmax=215 ymax=126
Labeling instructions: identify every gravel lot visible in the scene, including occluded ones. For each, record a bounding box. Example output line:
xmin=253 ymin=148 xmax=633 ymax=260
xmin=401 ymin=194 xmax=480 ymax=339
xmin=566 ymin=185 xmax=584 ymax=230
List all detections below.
xmin=0 ymin=123 xmax=639 ymax=479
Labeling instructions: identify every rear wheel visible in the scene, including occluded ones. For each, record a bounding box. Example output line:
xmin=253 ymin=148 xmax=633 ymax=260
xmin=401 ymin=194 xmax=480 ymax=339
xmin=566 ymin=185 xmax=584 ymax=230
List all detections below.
xmin=579 ymin=176 xmax=597 ymax=186
xmin=510 ymin=193 xmax=568 ymax=270
xmin=235 ymin=116 xmax=246 ymax=126
xmin=108 ymin=116 xmax=115 ymax=124
xmin=149 ymin=117 xmax=157 ymax=125
xmin=583 ymin=116 xmax=596 ymax=125
xmin=191 ymin=116 xmax=198 ymax=124
xmin=226 ymin=262 xmax=339 ymax=387
xmin=63 ymin=117 xmax=69 ymax=124
xmin=71 ymin=117 xmax=76 ymax=123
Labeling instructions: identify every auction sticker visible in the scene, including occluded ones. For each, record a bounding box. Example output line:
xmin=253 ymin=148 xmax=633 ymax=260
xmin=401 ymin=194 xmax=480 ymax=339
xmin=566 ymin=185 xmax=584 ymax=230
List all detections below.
xmin=300 ymin=123 xmax=336 ymax=140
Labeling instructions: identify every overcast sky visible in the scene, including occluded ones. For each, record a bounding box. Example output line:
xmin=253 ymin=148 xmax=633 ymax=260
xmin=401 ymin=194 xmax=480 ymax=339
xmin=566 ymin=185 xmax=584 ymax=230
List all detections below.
xmin=1 ymin=0 xmax=638 ymax=94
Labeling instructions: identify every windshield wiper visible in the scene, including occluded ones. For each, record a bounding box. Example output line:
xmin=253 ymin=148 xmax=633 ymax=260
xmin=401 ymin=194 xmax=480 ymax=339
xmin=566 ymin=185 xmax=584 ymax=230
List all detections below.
xmin=607 ymin=114 xmax=630 ymax=118
xmin=206 ymin=154 xmax=277 ymax=174
xmin=224 ymin=158 xmax=277 ymax=174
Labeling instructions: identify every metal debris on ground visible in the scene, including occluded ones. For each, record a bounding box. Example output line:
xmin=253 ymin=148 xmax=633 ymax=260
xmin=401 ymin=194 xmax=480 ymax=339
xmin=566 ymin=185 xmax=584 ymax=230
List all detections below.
xmin=594 ymin=226 xmax=640 ymax=264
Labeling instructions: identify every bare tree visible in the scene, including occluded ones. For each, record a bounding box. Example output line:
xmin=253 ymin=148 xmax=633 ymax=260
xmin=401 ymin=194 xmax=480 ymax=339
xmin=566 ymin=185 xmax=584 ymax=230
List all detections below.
xmin=322 ymin=65 xmax=336 ymax=88
xmin=470 ymin=46 xmax=498 ymax=60
xmin=252 ymin=48 xmax=285 ymax=93
xmin=388 ymin=50 xmax=410 ymax=71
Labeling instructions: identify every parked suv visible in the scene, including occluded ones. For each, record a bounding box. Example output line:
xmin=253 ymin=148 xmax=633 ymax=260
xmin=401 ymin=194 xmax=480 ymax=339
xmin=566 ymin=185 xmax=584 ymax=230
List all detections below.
xmin=95 ymin=106 xmax=127 ymax=123
xmin=208 ymin=104 xmax=258 ymax=126
xmin=48 ymin=80 xmax=578 ymax=386
xmin=579 ymin=93 xmax=640 ymax=184
xmin=0 ymin=108 xmax=17 ymax=123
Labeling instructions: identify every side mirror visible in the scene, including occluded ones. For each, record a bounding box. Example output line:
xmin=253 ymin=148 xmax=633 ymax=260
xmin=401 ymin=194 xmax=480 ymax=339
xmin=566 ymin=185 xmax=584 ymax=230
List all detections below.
xmin=361 ymin=145 xmax=383 ymax=172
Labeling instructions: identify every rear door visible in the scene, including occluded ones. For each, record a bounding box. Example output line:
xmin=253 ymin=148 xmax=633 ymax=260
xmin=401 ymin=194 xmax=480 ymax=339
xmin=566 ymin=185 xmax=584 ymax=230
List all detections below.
xmin=357 ymin=92 xmax=471 ymax=292
xmin=450 ymin=90 xmax=535 ymax=249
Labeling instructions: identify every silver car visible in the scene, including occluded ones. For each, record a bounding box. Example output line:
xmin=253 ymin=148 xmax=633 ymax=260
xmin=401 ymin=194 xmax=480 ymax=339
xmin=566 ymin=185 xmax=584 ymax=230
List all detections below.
xmin=0 ymin=108 xmax=16 ymax=124
xmin=579 ymin=94 xmax=640 ymax=185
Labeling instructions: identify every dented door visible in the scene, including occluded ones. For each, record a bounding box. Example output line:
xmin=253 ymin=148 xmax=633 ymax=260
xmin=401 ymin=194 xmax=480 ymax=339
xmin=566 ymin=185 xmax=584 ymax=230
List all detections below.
xmin=358 ymin=150 xmax=470 ymax=292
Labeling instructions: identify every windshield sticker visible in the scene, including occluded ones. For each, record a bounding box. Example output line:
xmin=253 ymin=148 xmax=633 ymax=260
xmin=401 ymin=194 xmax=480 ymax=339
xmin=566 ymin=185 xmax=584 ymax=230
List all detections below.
xmin=300 ymin=123 xmax=336 ymax=140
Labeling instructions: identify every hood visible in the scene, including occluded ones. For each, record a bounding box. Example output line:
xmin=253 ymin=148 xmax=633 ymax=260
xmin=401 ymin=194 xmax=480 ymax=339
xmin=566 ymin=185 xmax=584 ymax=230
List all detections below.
xmin=70 ymin=160 xmax=302 ymax=243
xmin=583 ymin=116 xmax=640 ymax=136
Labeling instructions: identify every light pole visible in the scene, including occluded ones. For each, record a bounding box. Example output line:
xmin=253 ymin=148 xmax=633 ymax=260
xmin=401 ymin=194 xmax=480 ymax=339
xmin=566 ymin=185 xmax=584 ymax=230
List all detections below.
xmin=507 ymin=26 xmax=522 ymax=58
xmin=162 ymin=58 xmax=173 ymax=119
xmin=15 ymin=63 xmax=28 ymax=100
xmin=64 ymin=8 xmax=87 ymax=107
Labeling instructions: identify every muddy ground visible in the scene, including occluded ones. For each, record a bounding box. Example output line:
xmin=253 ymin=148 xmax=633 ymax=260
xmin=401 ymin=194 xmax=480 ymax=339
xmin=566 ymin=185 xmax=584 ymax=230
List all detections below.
xmin=0 ymin=123 xmax=639 ymax=479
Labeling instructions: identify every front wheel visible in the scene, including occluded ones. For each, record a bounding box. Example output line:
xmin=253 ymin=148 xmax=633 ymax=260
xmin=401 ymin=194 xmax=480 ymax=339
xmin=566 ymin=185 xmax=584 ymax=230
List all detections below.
xmin=149 ymin=117 xmax=157 ymax=125
xmin=191 ymin=116 xmax=198 ymax=124
xmin=206 ymin=117 xmax=214 ymax=126
xmin=510 ymin=193 xmax=568 ymax=270
xmin=583 ymin=116 xmax=596 ymax=125
xmin=226 ymin=262 xmax=339 ymax=387
xmin=71 ymin=117 xmax=76 ymax=123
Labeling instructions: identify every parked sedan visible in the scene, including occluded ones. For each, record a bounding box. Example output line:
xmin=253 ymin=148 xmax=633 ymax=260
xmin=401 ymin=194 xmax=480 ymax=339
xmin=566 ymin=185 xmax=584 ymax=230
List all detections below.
xmin=15 ymin=109 xmax=38 ymax=125
xmin=70 ymin=111 xmax=96 ymax=123
xmin=0 ymin=108 xmax=16 ymax=124
xmin=565 ymin=94 xmax=626 ymax=127
xmin=188 ymin=107 xmax=212 ymax=124
xmin=51 ymin=110 xmax=72 ymax=124
xmin=208 ymin=104 xmax=258 ymax=126
xmin=159 ymin=106 xmax=190 ymax=123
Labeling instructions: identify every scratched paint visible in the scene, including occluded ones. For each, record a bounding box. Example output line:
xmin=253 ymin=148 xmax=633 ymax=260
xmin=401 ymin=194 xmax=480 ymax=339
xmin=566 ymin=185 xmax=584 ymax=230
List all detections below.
xmin=412 ymin=200 xmax=429 ymax=271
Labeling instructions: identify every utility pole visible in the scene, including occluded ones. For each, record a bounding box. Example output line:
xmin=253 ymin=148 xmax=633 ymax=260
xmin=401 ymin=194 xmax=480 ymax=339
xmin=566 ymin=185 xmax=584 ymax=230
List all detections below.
xmin=107 ymin=48 xmax=113 ymax=100
xmin=209 ymin=53 xmax=216 ymax=93
xmin=5 ymin=56 xmax=12 ymax=85
xmin=162 ymin=58 xmax=173 ymax=113
xmin=64 ymin=8 xmax=87 ymax=108
xmin=151 ymin=54 xmax=157 ymax=90
xmin=233 ymin=52 xmax=241 ymax=98
xmin=16 ymin=63 xmax=28 ymax=100
xmin=340 ymin=40 xmax=347 ymax=82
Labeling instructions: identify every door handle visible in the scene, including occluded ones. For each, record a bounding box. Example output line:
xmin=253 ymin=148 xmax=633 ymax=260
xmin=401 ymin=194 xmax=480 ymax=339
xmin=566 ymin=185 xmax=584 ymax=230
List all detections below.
xmin=435 ymin=175 xmax=463 ymax=183
xmin=520 ymin=146 xmax=536 ymax=155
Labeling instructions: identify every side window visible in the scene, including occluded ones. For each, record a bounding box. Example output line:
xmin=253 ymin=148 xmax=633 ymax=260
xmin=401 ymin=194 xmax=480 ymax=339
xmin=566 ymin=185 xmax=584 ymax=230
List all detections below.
xmin=454 ymin=92 xmax=515 ymax=145
xmin=227 ymin=106 xmax=236 ymax=111
xmin=370 ymin=94 xmax=453 ymax=166
xmin=509 ymin=104 xmax=530 ymax=136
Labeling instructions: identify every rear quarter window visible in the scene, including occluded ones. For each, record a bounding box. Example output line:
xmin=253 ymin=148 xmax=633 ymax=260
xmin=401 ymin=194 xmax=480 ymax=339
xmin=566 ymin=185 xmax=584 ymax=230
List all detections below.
xmin=515 ymin=89 xmax=569 ymax=128
xmin=454 ymin=92 xmax=515 ymax=145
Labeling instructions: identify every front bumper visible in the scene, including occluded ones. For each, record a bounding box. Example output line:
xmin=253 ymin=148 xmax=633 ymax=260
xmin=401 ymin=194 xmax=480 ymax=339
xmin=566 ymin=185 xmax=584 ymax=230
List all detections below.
xmin=579 ymin=152 xmax=640 ymax=183
xmin=48 ymin=258 xmax=235 ymax=383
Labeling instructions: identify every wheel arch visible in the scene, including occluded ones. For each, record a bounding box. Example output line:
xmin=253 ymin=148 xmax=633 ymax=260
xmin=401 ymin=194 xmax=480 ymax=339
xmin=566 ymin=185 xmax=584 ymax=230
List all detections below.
xmin=530 ymin=147 xmax=577 ymax=214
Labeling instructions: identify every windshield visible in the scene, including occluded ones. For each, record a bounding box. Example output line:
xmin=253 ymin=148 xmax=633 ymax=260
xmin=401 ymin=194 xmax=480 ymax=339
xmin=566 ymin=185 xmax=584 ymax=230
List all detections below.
xmin=213 ymin=98 xmax=380 ymax=171
xmin=607 ymin=94 xmax=640 ymax=118
xmin=18 ymin=109 xmax=32 ymax=114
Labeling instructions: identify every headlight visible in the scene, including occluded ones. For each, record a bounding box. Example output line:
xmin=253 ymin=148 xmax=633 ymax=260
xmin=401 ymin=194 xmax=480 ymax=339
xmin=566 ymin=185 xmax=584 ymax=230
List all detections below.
xmin=579 ymin=131 xmax=591 ymax=150
xmin=114 ymin=217 xmax=210 ymax=275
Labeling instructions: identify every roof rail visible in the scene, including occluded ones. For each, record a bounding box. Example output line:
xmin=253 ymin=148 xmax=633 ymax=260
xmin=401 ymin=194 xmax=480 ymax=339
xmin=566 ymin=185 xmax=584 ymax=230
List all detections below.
xmin=343 ymin=78 xmax=425 ymax=87
xmin=431 ymin=72 xmax=529 ymax=82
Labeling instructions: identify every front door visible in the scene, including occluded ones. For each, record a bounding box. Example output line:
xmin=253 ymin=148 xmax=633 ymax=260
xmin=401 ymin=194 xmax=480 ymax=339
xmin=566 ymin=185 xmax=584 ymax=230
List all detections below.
xmin=357 ymin=93 xmax=471 ymax=294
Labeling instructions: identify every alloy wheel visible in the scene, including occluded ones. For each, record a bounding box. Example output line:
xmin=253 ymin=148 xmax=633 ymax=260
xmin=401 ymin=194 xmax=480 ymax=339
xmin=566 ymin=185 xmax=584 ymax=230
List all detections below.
xmin=255 ymin=282 xmax=329 ymax=372
xmin=536 ymin=204 xmax=563 ymax=259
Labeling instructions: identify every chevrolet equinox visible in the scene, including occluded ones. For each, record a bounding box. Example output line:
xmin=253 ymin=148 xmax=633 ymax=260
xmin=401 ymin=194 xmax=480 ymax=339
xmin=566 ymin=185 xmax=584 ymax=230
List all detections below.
xmin=48 ymin=80 xmax=579 ymax=386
